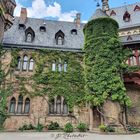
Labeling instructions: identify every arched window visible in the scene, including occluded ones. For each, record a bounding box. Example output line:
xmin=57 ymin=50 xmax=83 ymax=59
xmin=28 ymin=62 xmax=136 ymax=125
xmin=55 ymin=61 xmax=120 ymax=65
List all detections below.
xmin=64 ymin=62 xmax=67 ymax=72
xmin=49 ymin=99 xmax=54 ymax=114
xmin=55 ymin=30 xmax=65 ymax=45
xmin=24 ymin=98 xmax=30 ymax=113
xmin=25 ymin=27 xmax=35 ymax=42
xmin=130 ymin=56 xmax=137 ymax=66
xmin=56 ymin=96 xmax=61 ymax=114
xmin=9 ymin=97 xmax=16 ymax=113
xmin=57 ymin=36 xmax=63 ymax=45
xmin=17 ymin=95 xmax=23 ymax=113
xmin=52 ymin=61 xmax=56 ymax=71
xmin=17 ymin=57 xmax=21 ymax=70
xmin=58 ymin=63 xmax=62 ymax=72
xmin=26 ymin=33 xmax=32 ymax=42
xmin=29 ymin=58 xmax=34 ymax=71
xmin=23 ymin=55 xmax=28 ymax=71
xmin=63 ymin=99 xmax=68 ymax=114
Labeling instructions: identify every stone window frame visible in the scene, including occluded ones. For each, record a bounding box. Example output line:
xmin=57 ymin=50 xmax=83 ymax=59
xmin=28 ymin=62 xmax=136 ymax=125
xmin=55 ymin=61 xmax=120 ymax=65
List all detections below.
xmin=16 ymin=54 xmax=35 ymax=72
xmin=52 ymin=59 xmax=68 ymax=72
xmin=49 ymin=96 xmax=68 ymax=116
xmin=9 ymin=95 xmax=31 ymax=115
xmin=55 ymin=30 xmax=65 ymax=45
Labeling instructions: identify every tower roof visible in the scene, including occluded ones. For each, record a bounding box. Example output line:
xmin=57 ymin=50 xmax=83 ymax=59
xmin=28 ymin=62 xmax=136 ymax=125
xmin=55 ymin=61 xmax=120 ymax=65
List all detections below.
xmin=90 ymin=8 xmax=108 ymax=21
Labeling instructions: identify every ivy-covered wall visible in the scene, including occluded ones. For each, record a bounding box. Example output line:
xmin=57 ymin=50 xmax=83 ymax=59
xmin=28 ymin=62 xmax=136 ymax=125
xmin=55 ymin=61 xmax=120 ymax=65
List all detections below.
xmin=14 ymin=49 xmax=85 ymax=110
xmin=83 ymin=17 xmax=132 ymax=107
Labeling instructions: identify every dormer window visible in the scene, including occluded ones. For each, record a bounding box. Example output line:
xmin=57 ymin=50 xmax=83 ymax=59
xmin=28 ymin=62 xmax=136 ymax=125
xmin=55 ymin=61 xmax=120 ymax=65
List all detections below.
xmin=25 ymin=27 xmax=35 ymax=42
xmin=19 ymin=24 xmax=26 ymax=30
xmin=71 ymin=29 xmax=77 ymax=35
xmin=40 ymin=26 xmax=46 ymax=32
xmin=110 ymin=10 xmax=116 ymax=16
xmin=123 ymin=11 xmax=131 ymax=22
xmin=55 ymin=30 xmax=65 ymax=45
xmin=134 ymin=5 xmax=140 ymax=11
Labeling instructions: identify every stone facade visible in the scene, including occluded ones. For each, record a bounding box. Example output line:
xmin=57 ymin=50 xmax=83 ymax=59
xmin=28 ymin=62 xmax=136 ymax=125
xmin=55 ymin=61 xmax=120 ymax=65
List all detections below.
xmin=1 ymin=1 xmax=140 ymax=131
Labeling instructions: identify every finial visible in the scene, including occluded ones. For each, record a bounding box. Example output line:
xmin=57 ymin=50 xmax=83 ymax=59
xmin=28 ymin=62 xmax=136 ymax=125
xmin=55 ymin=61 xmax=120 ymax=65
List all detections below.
xmin=94 ymin=0 xmax=100 ymax=8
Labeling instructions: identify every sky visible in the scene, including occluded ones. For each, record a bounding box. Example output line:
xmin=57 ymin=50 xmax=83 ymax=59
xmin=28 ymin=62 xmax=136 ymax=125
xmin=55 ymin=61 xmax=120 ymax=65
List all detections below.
xmin=14 ymin=0 xmax=140 ymax=23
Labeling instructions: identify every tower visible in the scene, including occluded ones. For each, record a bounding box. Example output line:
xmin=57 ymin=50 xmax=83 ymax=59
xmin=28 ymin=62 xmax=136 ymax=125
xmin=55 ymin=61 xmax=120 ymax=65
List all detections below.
xmin=102 ymin=0 xmax=109 ymax=12
xmin=0 ymin=0 xmax=16 ymax=42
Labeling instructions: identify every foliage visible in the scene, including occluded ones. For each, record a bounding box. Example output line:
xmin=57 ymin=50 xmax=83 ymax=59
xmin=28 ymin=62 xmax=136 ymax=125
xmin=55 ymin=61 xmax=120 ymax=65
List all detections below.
xmin=105 ymin=125 xmax=115 ymax=132
xmin=83 ymin=17 xmax=134 ymax=107
xmin=127 ymin=125 xmax=140 ymax=133
xmin=99 ymin=124 xmax=115 ymax=132
xmin=0 ymin=45 xmax=15 ymax=129
xmin=64 ymin=123 xmax=73 ymax=133
xmin=19 ymin=124 xmax=35 ymax=131
xmin=30 ymin=50 xmax=85 ymax=110
xmin=48 ymin=121 xmax=60 ymax=130
xmin=76 ymin=122 xmax=87 ymax=132
xmin=99 ymin=124 xmax=106 ymax=132
xmin=35 ymin=123 xmax=44 ymax=132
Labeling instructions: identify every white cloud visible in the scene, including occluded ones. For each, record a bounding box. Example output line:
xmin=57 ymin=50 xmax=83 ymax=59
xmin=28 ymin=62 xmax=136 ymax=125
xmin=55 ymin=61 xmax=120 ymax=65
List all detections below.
xmin=14 ymin=0 xmax=78 ymax=22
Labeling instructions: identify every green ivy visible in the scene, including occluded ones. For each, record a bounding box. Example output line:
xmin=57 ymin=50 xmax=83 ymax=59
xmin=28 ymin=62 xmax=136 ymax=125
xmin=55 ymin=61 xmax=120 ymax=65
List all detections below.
xmin=83 ymin=17 xmax=135 ymax=107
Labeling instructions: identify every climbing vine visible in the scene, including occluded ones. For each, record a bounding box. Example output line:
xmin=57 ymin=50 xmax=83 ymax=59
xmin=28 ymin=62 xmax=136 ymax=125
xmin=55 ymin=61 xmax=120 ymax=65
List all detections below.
xmin=83 ymin=17 xmax=136 ymax=107
xmin=12 ymin=49 xmax=85 ymax=110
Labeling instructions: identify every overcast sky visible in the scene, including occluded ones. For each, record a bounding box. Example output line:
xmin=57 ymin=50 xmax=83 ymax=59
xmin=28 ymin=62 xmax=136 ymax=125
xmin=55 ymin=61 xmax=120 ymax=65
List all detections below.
xmin=14 ymin=0 xmax=140 ymax=23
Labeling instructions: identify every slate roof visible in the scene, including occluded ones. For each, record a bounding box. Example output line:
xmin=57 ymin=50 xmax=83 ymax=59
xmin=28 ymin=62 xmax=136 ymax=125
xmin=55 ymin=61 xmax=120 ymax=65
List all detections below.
xmin=109 ymin=2 xmax=140 ymax=29
xmin=3 ymin=2 xmax=140 ymax=51
xmin=3 ymin=17 xmax=85 ymax=51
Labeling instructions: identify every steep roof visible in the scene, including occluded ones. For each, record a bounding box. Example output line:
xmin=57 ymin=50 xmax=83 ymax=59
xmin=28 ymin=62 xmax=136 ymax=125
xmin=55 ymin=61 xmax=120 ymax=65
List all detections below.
xmin=3 ymin=17 xmax=85 ymax=51
xmin=90 ymin=8 xmax=108 ymax=20
xmin=109 ymin=2 xmax=140 ymax=29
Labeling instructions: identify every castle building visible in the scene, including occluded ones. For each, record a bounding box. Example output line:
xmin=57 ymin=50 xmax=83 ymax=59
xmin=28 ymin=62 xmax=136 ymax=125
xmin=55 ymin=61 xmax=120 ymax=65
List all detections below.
xmin=1 ymin=0 xmax=140 ymax=130
xmin=0 ymin=0 xmax=16 ymax=42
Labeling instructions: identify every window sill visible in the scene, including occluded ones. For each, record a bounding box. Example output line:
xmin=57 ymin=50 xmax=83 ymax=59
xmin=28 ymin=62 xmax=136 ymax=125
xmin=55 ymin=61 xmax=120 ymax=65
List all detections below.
xmin=48 ymin=114 xmax=69 ymax=117
xmin=8 ymin=113 xmax=30 ymax=116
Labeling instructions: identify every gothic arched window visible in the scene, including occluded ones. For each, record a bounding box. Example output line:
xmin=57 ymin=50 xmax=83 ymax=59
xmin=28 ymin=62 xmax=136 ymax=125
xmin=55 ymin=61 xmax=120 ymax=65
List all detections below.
xmin=23 ymin=55 xmax=28 ymax=71
xmin=63 ymin=99 xmax=68 ymax=114
xmin=49 ymin=99 xmax=54 ymax=114
xmin=25 ymin=27 xmax=35 ymax=42
xmin=17 ymin=95 xmax=23 ymax=113
xmin=64 ymin=62 xmax=67 ymax=72
xmin=130 ymin=56 xmax=137 ymax=66
xmin=24 ymin=98 xmax=30 ymax=113
xmin=58 ymin=63 xmax=62 ymax=72
xmin=29 ymin=58 xmax=34 ymax=71
xmin=55 ymin=30 xmax=65 ymax=45
xmin=26 ymin=33 xmax=32 ymax=42
xmin=56 ymin=96 xmax=61 ymax=114
xmin=52 ymin=61 xmax=56 ymax=71
xmin=9 ymin=97 xmax=16 ymax=113
xmin=17 ymin=57 xmax=21 ymax=70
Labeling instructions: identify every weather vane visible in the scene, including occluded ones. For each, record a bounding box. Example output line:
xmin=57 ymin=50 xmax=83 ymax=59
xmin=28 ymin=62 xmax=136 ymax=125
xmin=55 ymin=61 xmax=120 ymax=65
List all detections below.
xmin=94 ymin=0 xmax=100 ymax=7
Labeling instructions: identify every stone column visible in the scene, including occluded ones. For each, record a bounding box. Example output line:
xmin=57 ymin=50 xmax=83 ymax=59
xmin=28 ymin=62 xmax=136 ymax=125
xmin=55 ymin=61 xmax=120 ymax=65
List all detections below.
xmin=89 ymin=107 xmax=93 ymax=131
xmin=103 ymin=100 xmax=121 ymax=125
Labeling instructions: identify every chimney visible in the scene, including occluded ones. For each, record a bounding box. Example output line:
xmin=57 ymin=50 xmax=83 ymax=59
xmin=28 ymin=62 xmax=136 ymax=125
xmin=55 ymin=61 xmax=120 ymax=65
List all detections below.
xmin=75 ymin=13 xmax=81 ymax=27
xmin=19 ymin=8 xmax=27 ymax=24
